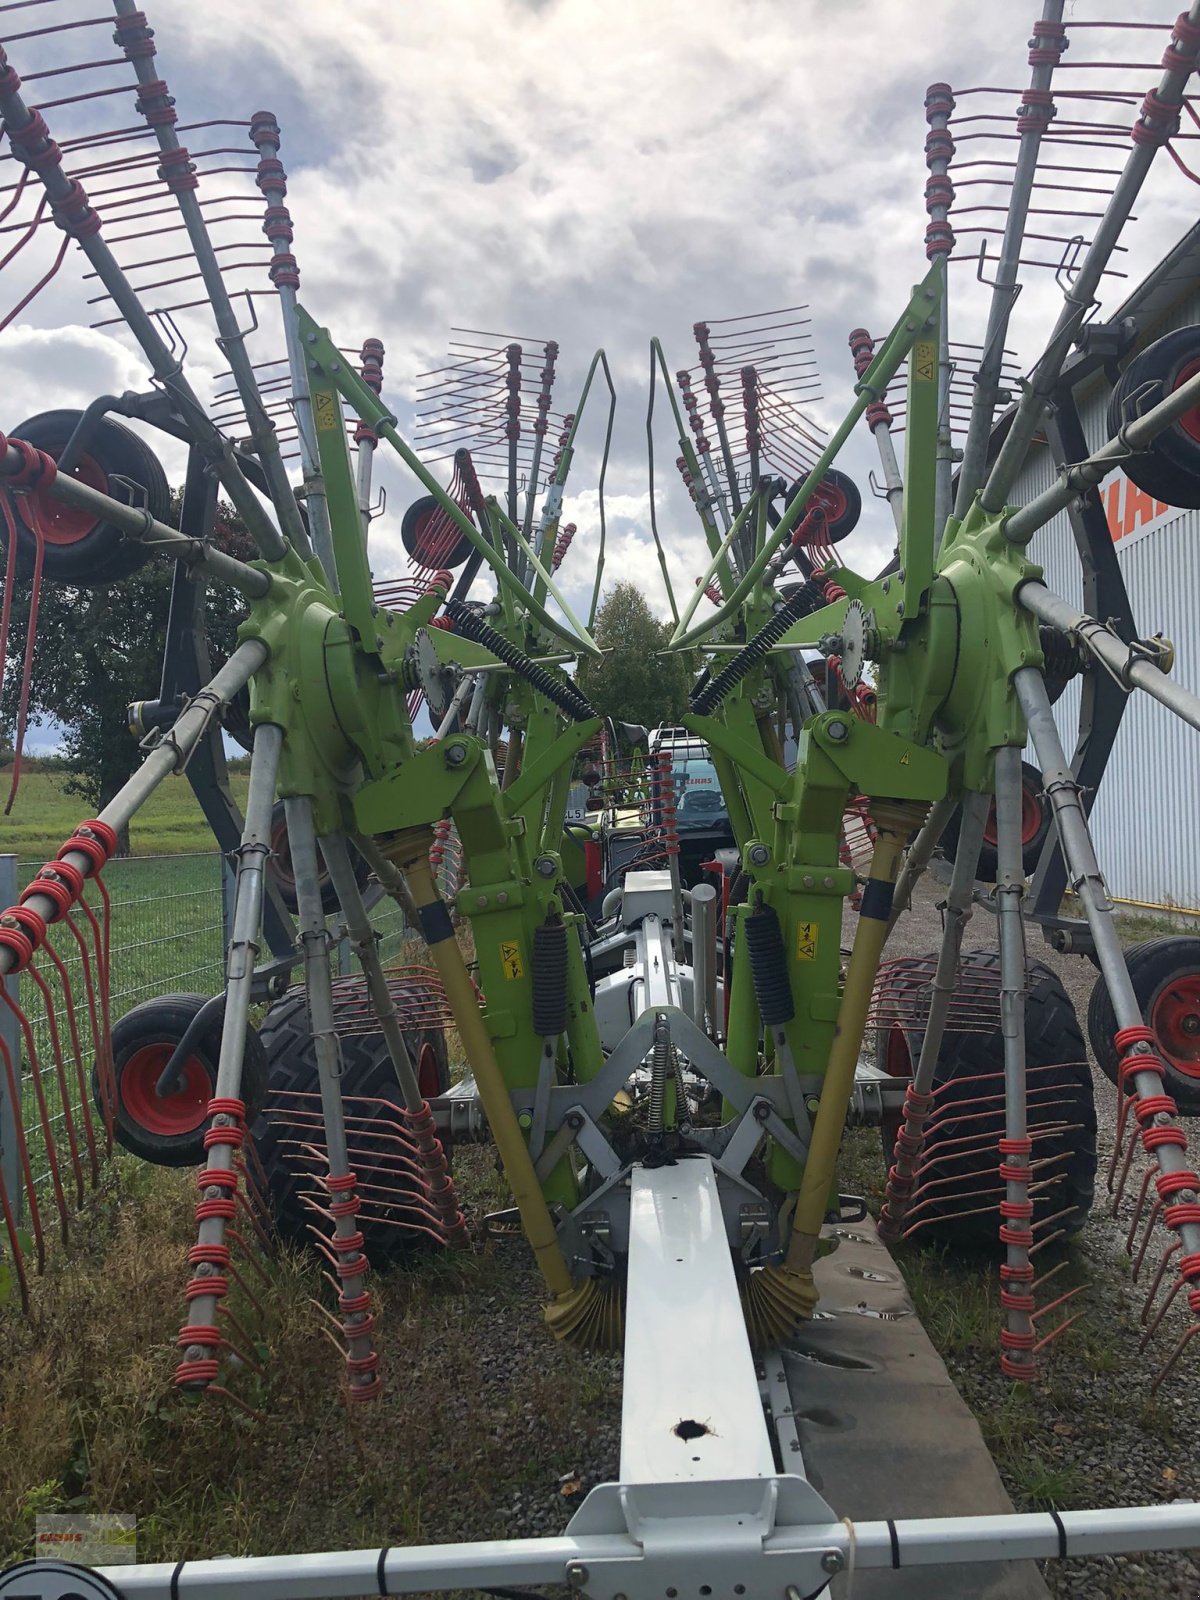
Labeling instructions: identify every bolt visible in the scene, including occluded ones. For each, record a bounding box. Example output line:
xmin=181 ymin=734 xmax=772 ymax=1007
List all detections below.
xmin=823 ymin=875 xmax=835 ymax=889
xmin=882 ymin=578 xmax=891 ymax=594
xmin=566 ymin=1562 xmax=588 ymax=1588
xmin=898 ymin=567 xmax=906 ymax=581
xmin=444 ymin=742 xmax=468 ymax=767
xmin=496 ymin=891 xmax=509 ymax=905
xmin=821 ymin=1550 xmax=845 ymax=1575
xmin=754 ymin=1100 xmax=771 ymax=1121
xmin=826 ymin=718 xmax=850 ymax=742
xmin=306 ymin=332 xmax=317 ymax=344
xmin=477 ymin=895 xmax=489 ymax=908
xmin=534 ymin=856 xmax=557 ymax=878
xmin=896 ymin=601 xmax=905 ymax=617
xmin=748 ymin=843 xmax=771 ymax=867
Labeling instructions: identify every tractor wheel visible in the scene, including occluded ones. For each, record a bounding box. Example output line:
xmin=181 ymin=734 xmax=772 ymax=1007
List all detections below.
xmin=265 ymin=802 xmax=371 ymax=915
xmin=98 ymin=992 xmax=267 ymax=1168
xmin=1 ymin=409 xmax=169 ymax=584
xmin=400 ymin=493 xmax=474 ymax=570
xmin=876 ymin=948 xmax=1096 ymax=1247
xmin=252 ymin=985 xmax=452 ymax=1261
xmin=1086 ymin=936 xmax=1200 ymax=1117
xmin=1107 ymin=327 xmax=1200 ymax=510
xmin=785 ymin=467 xmax=861 ymax=542
xmin=939 ymin=760 xmax=1051 ymax=884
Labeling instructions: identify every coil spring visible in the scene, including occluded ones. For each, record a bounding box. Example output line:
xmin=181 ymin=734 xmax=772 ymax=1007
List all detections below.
xmin=816 ymin=570 xmax=847 ymax=603
xmin=531 ymin=915 xmax=569 ymax=1036
xmin=743 ymin=903 xmax=795 ymax=1027
xmin=444 ymin=600 xmax=596 ymax=722
xmin=647 ymin=1014 xmax=671 ymax=1136
xmin=690 ymin=587 xmax=811 ymax=715
xmin=1038 ymin=624 xmax=1083 ymax=695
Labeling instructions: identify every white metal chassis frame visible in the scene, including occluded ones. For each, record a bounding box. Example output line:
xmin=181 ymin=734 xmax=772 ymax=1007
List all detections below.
xmin=76 ymin=1152 xmax=1200 ymax=1600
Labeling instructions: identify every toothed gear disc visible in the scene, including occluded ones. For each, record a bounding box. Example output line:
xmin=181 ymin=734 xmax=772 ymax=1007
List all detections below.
xmin=840 ymin=598 xmax=872 ymax=692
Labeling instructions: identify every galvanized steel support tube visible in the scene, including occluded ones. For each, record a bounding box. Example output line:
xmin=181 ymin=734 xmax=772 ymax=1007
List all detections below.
xmin=1005 ymin=357 xmax=1200 ymax=545
xmin=285 ymin=796 xmax=379 ymax=1395
xmin=1019 ymin=582 xmax=1200 ymax=735
xmin=0 ymin=47 xmax=288 ymax=563
xmin=982 ymin=4 xmax=1200 ymax=512
xmin=954 ymin=0 xmax=1066 ymax=516
xmin=690 ymin=883 xmax=718 ymax=1035
xmin=887 ymin=794 xmax=958 ymax=933
xmin=1014 ymin=668 xmax=1200 ymax=1268
xmin=994 ymin=746 xmax=1035 ymax=1378
xmin=109 ymin=3 xmax=313 ymax=563
xmin=0 ymin=445 xmax=270 ymax=597
xmin=249 ymin=112 xmax=337 ymax=584
xmin=179 ymin=721 xmax=281 ymax=1376
xmin=923 ymin=87 xmax=955 ymax=537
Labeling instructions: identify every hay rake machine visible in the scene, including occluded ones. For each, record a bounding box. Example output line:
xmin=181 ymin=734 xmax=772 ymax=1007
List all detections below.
xmin=5 ymin=2 xmax=1200 ymax=1597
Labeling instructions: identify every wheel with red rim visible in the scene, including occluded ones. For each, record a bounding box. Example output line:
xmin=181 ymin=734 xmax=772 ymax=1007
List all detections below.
xmin=265 ymin=803 xmax=370 ymax=915
xmin=939 ymin=760 xmax=1051 ymax=884
xmin=784 ymin=468 xmax=861 ymax=542
xmin=400 ymin=493 xmax=474 ymax=571
xmin=1087 ymin=936 xmax=1200 ymax=1116
xmin=252 ymin=985 xmax=453 ymax=1261
xmin=1107 ymin=328 xmax=1200 ymax=511
xmin=876 ymin=949 xmax=1095 ymax=1246
xmin=97 ymin=991 xmax=267 ymax=1167
xmin=0 ymin=410 xmax=168 ymax=584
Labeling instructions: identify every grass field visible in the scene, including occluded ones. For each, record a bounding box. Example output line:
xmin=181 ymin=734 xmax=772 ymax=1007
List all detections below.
xmin=1 ymin=767 xmax=250 ymax=863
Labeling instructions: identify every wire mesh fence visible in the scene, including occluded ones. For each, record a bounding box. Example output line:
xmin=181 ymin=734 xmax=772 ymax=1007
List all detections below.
xmin=1 ymin=850 xmax=411 ymax=1205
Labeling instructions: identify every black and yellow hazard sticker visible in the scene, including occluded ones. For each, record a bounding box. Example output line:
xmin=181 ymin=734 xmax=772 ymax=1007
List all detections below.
xmin=796 ymin=921 xmax=818 ymax=962
xmin=913 ymin=340 xmax=936 ymax=383
xmin=313 ymin=390 xmax=339 ymax=432
xmin=499 ymin=940 xmax=525 ymax=979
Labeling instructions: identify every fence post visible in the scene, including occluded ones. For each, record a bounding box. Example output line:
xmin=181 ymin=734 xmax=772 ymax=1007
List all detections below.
xmin=0 ymin=854 xmax=20 ymax=1224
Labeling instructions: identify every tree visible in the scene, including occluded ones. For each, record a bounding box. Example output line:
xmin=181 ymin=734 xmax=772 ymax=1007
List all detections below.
xmin=578 ymin=581 xmax=691 ymax=730
xmin=1 ymin=497 xmax=251 ymax=850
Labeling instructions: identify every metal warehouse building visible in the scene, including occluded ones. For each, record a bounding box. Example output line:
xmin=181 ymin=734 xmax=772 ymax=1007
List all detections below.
xmin=1006 ymin=221 xmax=1200 ymax=918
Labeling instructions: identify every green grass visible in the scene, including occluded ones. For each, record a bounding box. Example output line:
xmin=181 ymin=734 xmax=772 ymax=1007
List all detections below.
xmin=2 ymin=768 xmax=250 ymax=863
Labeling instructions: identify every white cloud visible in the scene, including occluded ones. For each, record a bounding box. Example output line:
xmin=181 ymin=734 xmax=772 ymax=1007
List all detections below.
xmin=0 ymin=0 xmax=1195 ymax=635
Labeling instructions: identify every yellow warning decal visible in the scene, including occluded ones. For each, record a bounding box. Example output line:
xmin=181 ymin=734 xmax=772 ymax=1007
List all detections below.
xmin=913 ymin=340 xmax=936 ymax=384
xmin=499 ymin=940 xmax=525 ymax=980
xmin=313 ymin=390 xmax=339 ymax=433
xmin=899 ymin=751 xmax=910 ymax=765
xmin=796 ymin=921 xmax=818 ymax=962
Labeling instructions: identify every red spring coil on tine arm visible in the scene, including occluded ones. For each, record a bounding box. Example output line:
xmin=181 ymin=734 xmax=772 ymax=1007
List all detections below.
xmin=1028 ymin=18 xmax=1067 ymax=68
xmin=176 ymin=1097 xmax=245 ymax=1392
xmin=355 ymin=338 xmax=385 ymax=444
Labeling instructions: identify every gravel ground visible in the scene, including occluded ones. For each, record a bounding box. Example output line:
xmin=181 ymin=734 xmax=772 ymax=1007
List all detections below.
xmin=882 ymin=874 xmax=1200 ymax=1600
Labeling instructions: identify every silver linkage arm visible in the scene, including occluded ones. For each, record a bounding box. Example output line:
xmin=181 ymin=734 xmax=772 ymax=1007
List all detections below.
xmin=954 ymin=0 xmax=1067 ymax=516
xmin=3 ymin=641 xmax=267 ymax=985
xmin=0 ymin=443 xmax=271 ymax=600
xmin=179 ymin=721 xmax=282 ymax=1381
xmin=1019 ymin=581 xmax=1200 ymax=735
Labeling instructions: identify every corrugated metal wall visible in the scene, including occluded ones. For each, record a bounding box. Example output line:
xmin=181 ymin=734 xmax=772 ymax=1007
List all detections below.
xmin=1014 ymin=290 xmax=1200 ymax=914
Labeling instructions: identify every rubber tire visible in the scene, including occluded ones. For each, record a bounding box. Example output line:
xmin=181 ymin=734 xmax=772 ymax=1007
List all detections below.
xmin=785 ymin=468 xmax=861 ymax=542
xmin=1086 ymin=936 xmax=1200 ymax=1117
xmin=266 ymin=803 xmax=371 ymax=915
xmin=252 ymin=986 xmax=452 ymax=1261
xmin=2 ymin=409 xmax=168 ymax=584
xmin=939 ymin=761 xmax=1051 ymax=884
xmin=400 ymin=493 xmax=474 ymax=570
xmin=1107 ymin=328 xmax=1200 ymax=510
xmin=98 ymin=991 xmax=268 ymax=1168
xmin=877 ymin=948 xmax=1096 ymax=1247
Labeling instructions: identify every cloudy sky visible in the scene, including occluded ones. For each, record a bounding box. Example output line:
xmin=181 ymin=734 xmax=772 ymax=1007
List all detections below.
xmin=3 ymin=0 xmax=1199 ymax=753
